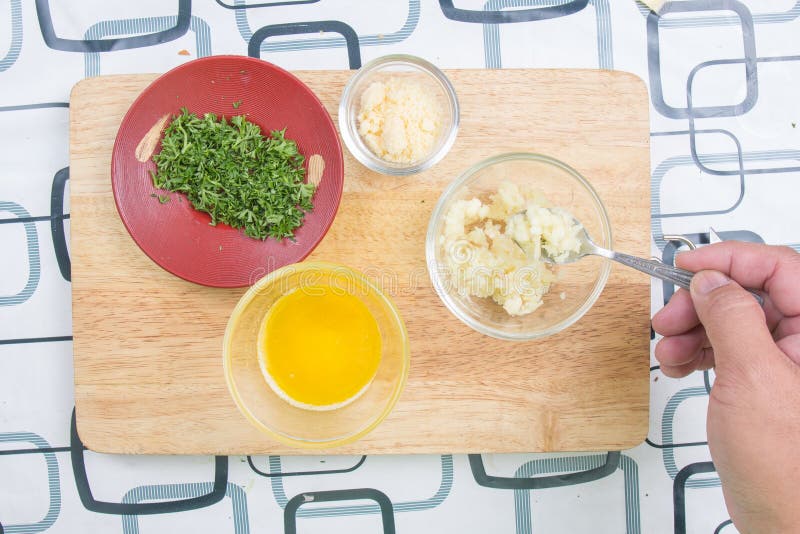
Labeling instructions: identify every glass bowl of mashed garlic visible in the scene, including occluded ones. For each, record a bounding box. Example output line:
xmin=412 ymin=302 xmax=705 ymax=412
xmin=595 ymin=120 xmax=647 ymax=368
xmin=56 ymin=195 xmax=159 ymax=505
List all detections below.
xmin=426 ymin=153 xmax=612 ymax=340
xmin=339 ymin=54 xmax=459 ymax=175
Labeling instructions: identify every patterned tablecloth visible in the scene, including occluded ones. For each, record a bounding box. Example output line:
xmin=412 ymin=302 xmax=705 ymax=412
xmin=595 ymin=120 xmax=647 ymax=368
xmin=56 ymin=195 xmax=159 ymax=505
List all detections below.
xmin=2 ymin=1 xmax=798 ymax=532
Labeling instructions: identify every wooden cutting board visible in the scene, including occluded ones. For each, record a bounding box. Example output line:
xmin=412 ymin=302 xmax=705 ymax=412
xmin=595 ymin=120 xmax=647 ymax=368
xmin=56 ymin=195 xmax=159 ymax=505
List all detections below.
xmin=70 ymin=69 xmax=651 ymax=455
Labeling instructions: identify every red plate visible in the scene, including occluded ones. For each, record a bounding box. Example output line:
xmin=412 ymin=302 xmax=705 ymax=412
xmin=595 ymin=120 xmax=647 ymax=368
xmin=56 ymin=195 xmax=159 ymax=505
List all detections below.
xmin=112 ymin=56 xmax=344 ymax=287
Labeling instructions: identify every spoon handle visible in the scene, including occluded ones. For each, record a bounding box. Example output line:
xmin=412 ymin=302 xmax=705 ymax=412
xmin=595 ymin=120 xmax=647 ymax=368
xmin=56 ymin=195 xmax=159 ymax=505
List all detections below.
xmin=608 ymin=252 xmax=764 ymax=306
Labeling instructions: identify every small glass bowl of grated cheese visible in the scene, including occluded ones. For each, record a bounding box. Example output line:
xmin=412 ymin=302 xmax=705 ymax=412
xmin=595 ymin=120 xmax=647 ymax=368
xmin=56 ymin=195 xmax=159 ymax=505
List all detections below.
xmin=339 ymin=54 xmax=459 ymax=175
xmin=426 ymin=153 xmax=613 ymax=341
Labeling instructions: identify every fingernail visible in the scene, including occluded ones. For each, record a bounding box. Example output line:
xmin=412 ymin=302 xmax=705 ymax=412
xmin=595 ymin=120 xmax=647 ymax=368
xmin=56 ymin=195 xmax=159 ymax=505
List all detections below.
xmin=692 ymin=270 xmax=730 ymax=295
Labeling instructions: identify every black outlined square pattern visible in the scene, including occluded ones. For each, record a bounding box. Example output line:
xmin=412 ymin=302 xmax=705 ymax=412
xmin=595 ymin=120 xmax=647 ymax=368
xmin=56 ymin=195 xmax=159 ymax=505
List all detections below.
xmin=673 ymin=461 xmax=717 ymax=534
xmin=247 ymin=20 xmax=361 ymax=69
xmin=248 ymin=455 xmax=366 ymax=478
xmin=215 ymin=0 xmax=318 ymax=8
xmin=50 ymin=167 xmax=69 ymax=282
xmin=284 ymin=488 xmax=395 ymax=534
xmin=35 ymin=0 xmax=191 ymax=52
xmin=69 ymin=412 xmax=228 ymax=515
xmin=439 ymin=0 xmax=588 ymax=23
xmin=468 ymin=452 xmax=620 ymax=489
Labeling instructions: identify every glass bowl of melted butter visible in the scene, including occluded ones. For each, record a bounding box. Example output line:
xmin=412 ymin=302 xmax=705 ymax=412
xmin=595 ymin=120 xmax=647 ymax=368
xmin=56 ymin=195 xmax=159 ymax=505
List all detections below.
xmin=223 ymin=262 xmax=409 ymax=448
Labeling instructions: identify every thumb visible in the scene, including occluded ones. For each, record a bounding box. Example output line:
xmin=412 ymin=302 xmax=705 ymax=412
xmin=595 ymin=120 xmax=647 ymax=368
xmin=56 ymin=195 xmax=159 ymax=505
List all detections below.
xmin=690 ymin=270 xmax=774 ymax=376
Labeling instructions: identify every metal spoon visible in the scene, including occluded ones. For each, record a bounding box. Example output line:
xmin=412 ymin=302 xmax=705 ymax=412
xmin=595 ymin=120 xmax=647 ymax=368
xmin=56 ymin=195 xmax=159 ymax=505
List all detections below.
xmin=514 ymin=211 xmax=764 ymax=306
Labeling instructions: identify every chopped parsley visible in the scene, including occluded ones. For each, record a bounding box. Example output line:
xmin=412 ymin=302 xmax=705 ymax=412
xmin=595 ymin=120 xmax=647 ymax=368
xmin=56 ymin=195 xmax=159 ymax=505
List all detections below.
xmin=232 ymin=100 xmax=242 ymax=109
xmin=150 ymin=108 xmax=314 ymax=240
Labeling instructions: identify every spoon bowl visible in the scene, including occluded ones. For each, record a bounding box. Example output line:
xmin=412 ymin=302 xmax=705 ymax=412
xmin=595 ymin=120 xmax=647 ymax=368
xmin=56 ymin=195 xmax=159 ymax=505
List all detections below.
xmin=527 ymin=209 xmax=764 ymax=306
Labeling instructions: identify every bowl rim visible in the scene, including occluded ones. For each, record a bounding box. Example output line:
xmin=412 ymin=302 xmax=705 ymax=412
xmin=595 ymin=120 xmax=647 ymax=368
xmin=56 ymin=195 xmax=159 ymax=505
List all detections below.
xmin=222 ymin=261 xmax=410 ymax=448
xmin=425 ymin=152 xmax=613 ymax=341
xmin=338 ymin=53 xmax=460 ymax=176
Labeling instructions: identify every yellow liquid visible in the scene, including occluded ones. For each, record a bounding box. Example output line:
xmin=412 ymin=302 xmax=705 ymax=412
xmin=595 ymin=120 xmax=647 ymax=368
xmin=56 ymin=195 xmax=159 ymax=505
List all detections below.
xmin=258 ymin=284 xmax=382 ymax=410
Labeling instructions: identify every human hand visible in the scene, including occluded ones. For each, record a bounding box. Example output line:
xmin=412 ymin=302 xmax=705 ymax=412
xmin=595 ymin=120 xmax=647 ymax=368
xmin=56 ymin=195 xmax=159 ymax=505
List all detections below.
xmin=652 ymin=242 xmax=800 ymax=534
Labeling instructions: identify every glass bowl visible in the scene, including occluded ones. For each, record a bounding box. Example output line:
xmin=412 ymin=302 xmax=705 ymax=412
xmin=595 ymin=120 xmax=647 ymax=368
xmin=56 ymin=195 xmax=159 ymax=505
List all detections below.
xmin=338 ymin=54 xmax=459 ymax=176
xmin=223 ymin=262 xmax=410 ymax=448
xmin=425 ymin=153 xmax=612 ymax=341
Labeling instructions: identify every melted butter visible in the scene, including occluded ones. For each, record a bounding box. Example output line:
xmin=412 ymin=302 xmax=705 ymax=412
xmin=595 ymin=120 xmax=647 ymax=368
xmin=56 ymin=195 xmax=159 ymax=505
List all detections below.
xmin=258 ymin=284 xmax=382 ymax=410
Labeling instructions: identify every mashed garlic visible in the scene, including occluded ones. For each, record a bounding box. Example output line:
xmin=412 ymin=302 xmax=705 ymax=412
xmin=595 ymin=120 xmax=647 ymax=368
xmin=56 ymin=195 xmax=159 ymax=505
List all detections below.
xmin=357 ymin=78 xmax=442 ymax=164
xmin=442 ymin=182 xmax=583 ymax=316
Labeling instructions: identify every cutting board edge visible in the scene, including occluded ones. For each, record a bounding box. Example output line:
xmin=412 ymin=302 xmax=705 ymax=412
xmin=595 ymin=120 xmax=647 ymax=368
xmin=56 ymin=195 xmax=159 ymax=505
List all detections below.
xmin=69 ymin=68 xmax=652 ymax=455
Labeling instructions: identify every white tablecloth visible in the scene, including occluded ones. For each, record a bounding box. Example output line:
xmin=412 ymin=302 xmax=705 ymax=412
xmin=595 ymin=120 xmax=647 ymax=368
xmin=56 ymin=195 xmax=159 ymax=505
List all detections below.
xmin=2 ymin=1 xmax=798 ymax=532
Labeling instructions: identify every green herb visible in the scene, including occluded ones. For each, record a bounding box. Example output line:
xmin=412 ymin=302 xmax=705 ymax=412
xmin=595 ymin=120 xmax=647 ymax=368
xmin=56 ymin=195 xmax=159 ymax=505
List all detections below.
xmin=232 ymin=100 xmax=242 ymax=109
xmin=151 ymin=108 xmax=314 ymax=240
xmin=158 ymin=194 xmax=171 ymax=204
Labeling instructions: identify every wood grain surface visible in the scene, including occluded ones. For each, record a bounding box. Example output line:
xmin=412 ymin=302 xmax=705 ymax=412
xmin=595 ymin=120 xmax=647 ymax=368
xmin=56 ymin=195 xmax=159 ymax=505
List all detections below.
xmin=70 ymin=69 xmax=651 ymax=455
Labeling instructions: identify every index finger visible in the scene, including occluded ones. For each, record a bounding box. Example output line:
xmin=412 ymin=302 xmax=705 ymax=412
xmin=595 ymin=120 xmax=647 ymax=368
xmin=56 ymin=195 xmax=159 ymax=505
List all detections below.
xmin=676 ymin=242 xmax=800 ymax=316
